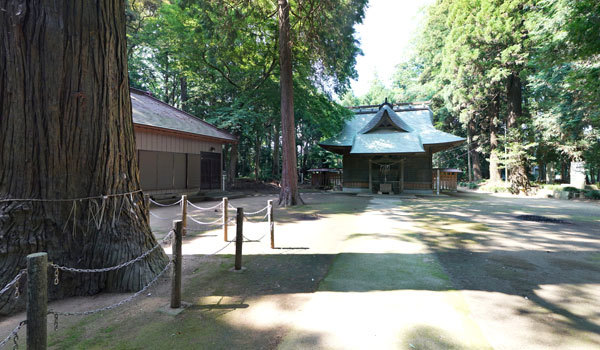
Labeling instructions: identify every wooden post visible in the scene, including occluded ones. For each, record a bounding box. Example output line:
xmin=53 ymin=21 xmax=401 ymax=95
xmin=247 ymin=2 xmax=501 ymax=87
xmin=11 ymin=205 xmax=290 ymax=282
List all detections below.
xmin=27 ymin=252 xmax=47 ymax=350
xmin=268 ymin=200 xmax=275 ymax=249
xmin=144 ymin=194 xmax=150 ymax=219
xmin=223 ymin=197 xmax=229 ymax=241
xmin=171 ymin=220 xmax=183 ymax=308
xmin=181 ymin=195 xmax=187 ymax=237
xmin=368 ymin=159 xmax=372 ymax=193
xmin=436 ymin=169 xmax=440 ymax=196
xmin=400 ymin=159 xmax=405 ymax=193
xmin=234 ymin=208 xmax=243 ymax=270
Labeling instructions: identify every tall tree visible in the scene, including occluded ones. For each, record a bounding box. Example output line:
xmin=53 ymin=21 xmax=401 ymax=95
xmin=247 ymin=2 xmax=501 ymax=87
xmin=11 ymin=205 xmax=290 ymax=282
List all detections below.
xmin=0 ymin=0 xmax=167 ymax=313
xmin=277 ymin=0 xmax=302 ymax=205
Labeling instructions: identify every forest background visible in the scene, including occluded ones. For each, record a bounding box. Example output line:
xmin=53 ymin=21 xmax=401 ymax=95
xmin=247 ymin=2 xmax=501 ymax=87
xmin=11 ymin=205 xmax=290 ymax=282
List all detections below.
xmin=126 ymin=0 xmax=600 ymax=191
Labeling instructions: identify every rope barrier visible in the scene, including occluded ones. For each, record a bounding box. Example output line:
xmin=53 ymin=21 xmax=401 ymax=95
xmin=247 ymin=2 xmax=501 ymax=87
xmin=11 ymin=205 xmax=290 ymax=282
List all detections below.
xmin=242 ymin=233 xmax=266 ymax=242
xmin=0 ymin=270 xmax=26 ymax=297
xmin=244 ymin=206 xmax=269 ymax=216
xmin=50 ymin=231 xmax=173 ymax=275
xmin=0 ymin=190 xmax=142 ymax=203
xmin=50 ymin=260 xmax=172 ymax=319
xmin=0 ymin=320 xmax=25 ymax=349
xmin=243 ymin=212 xmax=269 ymax=222
xmin=188 ymin=216 xmax=223 ymax=226
xmin=187 ymin=201 xmax=222 ymax=211
xmin=149 ymin=211 xmax=178 ymax=221
xmin=149 ymin=198 xmax=182 ymax=207
xmin=204 ymin=241 xmax=233 ymax=256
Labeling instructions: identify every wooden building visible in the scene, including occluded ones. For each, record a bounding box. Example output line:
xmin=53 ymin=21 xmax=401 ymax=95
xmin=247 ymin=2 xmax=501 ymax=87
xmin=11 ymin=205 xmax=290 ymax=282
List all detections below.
xmin=130 ymin=88 xmax=237 ymax=194
xmin=319 ymin=101 xmax=465 ymax=194
xmin=432 ymin=168 xmax=462 ymax=192
xmin=307 ymin=168 xmax=343 ymax=188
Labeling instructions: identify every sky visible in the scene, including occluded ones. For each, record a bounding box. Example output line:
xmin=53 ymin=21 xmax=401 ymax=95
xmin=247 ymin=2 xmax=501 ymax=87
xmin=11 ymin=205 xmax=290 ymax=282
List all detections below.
xmin=350 ymin=0 xmax=434 ymax=97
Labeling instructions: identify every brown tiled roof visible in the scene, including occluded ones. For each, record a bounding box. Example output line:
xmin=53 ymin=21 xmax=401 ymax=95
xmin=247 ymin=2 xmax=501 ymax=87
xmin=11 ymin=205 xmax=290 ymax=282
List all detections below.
xmin=130 ymin=88 xmax=236 ymax=143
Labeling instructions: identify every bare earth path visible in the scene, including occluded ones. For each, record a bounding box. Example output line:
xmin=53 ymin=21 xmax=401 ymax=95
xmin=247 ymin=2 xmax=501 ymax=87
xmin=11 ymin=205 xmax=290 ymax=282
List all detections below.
xmin=2 ymin=191 xmax=599 ymax=349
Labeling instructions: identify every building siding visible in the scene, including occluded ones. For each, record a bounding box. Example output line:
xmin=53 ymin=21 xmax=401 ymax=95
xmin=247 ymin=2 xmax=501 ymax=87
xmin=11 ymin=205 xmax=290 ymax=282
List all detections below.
xmin=135 ymin=130 xmax=222 ymax=155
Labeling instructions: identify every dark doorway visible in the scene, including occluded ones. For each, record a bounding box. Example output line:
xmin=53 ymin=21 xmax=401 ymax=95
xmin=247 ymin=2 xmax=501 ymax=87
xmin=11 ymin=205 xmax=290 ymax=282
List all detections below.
xmin=201 ymin=152 xmax=221 ymax=190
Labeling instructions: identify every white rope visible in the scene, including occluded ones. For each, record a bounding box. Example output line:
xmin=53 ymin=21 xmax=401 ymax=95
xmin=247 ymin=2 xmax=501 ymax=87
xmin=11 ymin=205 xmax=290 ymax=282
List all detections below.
xmin=149 ymin=198 xmax=182 ymax=207
xmin=244 ymin=205 xmax=269 ymax=216
xmin=149 ymin=211 xmax=178 ymax=220
xmin=188 ymin=216 xmax=223 ymax=226
xmin=242 ymin=233 xmax=266 ymax=242
xmin=243 ymin=212 xmax=269 ymax=222
xmin=0 ymin=189 xmax=142 ymax=203
xmin=187 ymin=201 xmax=222 ymax=211
xmin=228 ymin=204 xmax=236 ymax=210
xmin=50 ymin=231 xmax=173 ymax=274
xmin=0 ymin=270 xmax=26 ymax=296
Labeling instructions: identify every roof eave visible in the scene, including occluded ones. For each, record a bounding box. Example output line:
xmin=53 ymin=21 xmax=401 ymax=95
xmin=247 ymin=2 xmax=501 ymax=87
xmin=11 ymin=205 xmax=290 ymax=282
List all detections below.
xmin=134 ymin=123 xmax=238 ymax=144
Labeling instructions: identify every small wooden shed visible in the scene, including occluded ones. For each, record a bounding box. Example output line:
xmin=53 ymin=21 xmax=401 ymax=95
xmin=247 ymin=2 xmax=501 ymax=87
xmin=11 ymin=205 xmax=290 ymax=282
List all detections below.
xmin=308 ymin=168 xmax=343 ymax=188
xmin=432 ymin=168 xmax=462 ymax=192
xmin=130 ymin=88 xmax=237 ymax=194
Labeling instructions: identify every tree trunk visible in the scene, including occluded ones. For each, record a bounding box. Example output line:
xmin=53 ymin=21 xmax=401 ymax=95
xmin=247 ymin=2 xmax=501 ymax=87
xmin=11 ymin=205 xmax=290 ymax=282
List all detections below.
xmin=0 ymin=0 xmax=168 ymax=314
xmin=467 ymin=123 xmax=473 ymax=182
xmin=489 ymin=95 xmax=502 ymax=182
xmin=228 ymin=142 xmax=239 ymax=186
xmin=272 ymin=124 xmax=280 ymax=180
xmin=254 ymin=135 xmax=261 ymax=181
xmin=180 ymin=76 xmax=188 ymax=112
xmin=277 ymin=0 xmax=303 ymax=206
xmin=469 ymin=120 xmax=482 ymax=181
xmin=506 ymin=71 xmax=529 ymax=191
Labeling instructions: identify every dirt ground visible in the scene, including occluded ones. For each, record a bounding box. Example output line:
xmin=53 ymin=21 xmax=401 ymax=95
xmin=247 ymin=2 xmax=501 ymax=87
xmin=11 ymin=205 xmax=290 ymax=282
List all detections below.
xmin=1 ymin=191 xmax=599 ymax=349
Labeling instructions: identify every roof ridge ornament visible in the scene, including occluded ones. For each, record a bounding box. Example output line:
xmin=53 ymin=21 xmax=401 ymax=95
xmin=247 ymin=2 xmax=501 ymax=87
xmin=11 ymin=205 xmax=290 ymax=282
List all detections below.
xmin=379 ymin=98 xmax=393 ymax=110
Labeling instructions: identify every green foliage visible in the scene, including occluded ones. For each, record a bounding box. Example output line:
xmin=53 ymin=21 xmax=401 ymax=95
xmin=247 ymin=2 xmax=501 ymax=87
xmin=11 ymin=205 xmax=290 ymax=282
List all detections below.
xmin=583 ymin=190 xmax=600 ymax=200
xmin=126 ymin=0 xmax=367 ymax=181
xmin=412 ymin=0 xmax=599 ymax=186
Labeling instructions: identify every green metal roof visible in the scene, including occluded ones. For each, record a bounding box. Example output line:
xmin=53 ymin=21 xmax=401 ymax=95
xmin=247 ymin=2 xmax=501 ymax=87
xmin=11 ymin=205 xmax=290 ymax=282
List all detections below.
xmin=130 ymin=88 xmax=236 ymax=142
xmin=320 ymin=104 xmax=465 ymax=154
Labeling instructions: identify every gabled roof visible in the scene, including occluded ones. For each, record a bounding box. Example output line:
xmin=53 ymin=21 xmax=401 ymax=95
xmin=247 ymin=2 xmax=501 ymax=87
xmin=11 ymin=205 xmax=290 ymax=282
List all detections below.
xmin=359 ymin=104 xmax=413 ymax=133
xmin=320 ymin=103 xmax=464 ymax=155
xmin=130 ymin=88 xmax=236 ymax=143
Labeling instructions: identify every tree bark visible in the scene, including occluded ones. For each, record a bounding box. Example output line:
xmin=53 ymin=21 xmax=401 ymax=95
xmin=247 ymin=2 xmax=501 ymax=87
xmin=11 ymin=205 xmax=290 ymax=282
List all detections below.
xmin=469 ymin=120 xmax=482 ymax=181
xmin=489 ymin=95 xmax=502 ymax=182
xmin=228 ymin=142 xmax=239 ymax=186
xmin=277 ymin=0 xmax=303 ymax=206
xmin=0 ymin=0 xmax=167 ymax=314
xmin=180 ymin=76 xmax=188 ymax=112
xmin=254 ymin=135 xmax=261 ymax=181
xmin=272 ymin=124 xmax=280 ymax=180
xmin=506 ymin=71 xmax=529 ymax=192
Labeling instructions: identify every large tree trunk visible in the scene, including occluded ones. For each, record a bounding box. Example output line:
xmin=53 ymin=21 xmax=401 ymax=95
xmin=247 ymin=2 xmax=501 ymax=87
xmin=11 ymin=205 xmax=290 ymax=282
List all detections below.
xmin=277 ymin=0 xmax=303 ymax=206
xmin=228 ymin=141 xmax=239 ymax=186
xmin=469 ymin=120 xmax=482 ymax=181
xmin=180 ymin=76 xmax=188 ymax=112
xmin=489 ymin=95 xmax=502 ymax=182
xmin=272 ymin=124 xmax=280 ymax=180
xmin=0 ymin=0 xmax=168 ymax=314
xmin=506 ymin=72 xmax=529 ymax=192
xmin=254 ymin=135 xmax=261 ymax=181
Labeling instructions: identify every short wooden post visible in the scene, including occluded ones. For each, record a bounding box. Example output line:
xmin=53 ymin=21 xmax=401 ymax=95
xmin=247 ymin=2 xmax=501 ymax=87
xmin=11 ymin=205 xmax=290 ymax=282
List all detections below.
xmin=171 ymin=220 xmax=183 ymax=308
xmin=436 ymin=169 xmax=440 ymax=196
xmin=181 ymin=195 xmax=187 ymax=237
xmin=223 ymin=197 xmax=229 ymax=242
xmin=368 ymin=159 xmax=373 ymax=192
xmin=27 ymin=252 xmax=47 ymax=350
xmin=268 ymin=200 xmax=275 ymax=249
xmin=144 ymin=194 xmax=150 ymax=219
xmin=234 ymin=208 xmax=244 ymax=270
